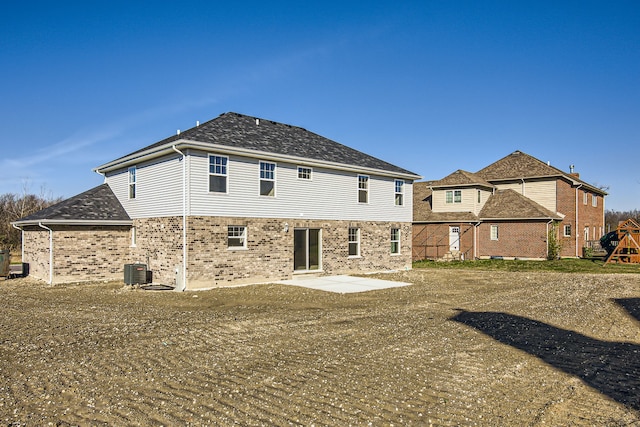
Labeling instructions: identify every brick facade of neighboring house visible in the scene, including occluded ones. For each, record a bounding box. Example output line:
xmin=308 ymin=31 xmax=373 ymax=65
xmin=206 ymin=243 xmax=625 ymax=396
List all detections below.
xmin=413 ymin=151 xmax=606 ymax=261
xmin=14 ymin=113 xmax=419 ymax=288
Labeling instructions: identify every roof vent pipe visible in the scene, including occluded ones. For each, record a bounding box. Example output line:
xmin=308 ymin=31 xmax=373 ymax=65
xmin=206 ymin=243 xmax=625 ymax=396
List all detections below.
xmin=570 ymin=164 xmax=575 ymax=173
xmin=196 ymin=120 xmax=200 ymax=127
xmin=256 ymin=118 xmax=260 ymax=125
xmin=177 ymin=129 xmax=180 ymax=135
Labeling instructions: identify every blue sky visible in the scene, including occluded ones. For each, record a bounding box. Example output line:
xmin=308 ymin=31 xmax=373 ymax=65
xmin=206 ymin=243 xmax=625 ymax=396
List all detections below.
xmin=1 ymin=1 xmax=638 ymax=210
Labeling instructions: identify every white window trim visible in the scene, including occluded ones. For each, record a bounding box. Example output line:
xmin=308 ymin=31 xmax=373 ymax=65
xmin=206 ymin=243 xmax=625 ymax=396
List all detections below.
xmin=592 ymin=194 xmax=597 ymax=207
xmin=297 ymin=166 xmax=313 ymax=181
xmin=583 ymin=192 xmax=588 ymax=205
xmin=358 ymin=175 xmax=369 ymax=204
xmin=490 ymin=225 xmax=499 ymax=241
xmin=259 ymin=161 xmax=277 ymax=197
xmin=227 ymin=225 xmax=248 ymax=250
xmin=563 ymin=224 xmax=571 ymax=237
xmin=348 ymin=227 xmax=360 ymax=258
xmin=395 ymin=179 xmax=404 ymax=206
xmin=390 ymin=228 xmax=401 ymax=255
xmin=128 ymin=166 xmax=136 ymax=199
xmin=209 ymin=154 xmax=229 ymax=194
xmin=130 ymin=226 xmax=137 ymax=247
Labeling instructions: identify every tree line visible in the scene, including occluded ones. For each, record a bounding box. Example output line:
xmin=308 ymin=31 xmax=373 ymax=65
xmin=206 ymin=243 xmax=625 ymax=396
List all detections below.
xmin=605 ymin=209 xmax=640 ymax=233
xmin=0 ymin=189 xmax=62 ymax=252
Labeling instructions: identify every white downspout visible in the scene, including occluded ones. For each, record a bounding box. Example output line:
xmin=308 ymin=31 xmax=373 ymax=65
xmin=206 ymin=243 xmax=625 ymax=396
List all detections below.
xmin=172 ymin=145 xmax=187 ymax=291
xmin=11 ymin=223 xmax=24 ymax=263
xmin=575 ymin=184 xmax=583 ymax=257
xmin=38 ymin=222 xmax=53 ymax=284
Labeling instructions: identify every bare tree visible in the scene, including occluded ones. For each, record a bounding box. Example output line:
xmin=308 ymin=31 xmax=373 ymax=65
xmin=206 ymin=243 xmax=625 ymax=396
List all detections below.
xmin=0 ymin=182 xmax=62 ymax=251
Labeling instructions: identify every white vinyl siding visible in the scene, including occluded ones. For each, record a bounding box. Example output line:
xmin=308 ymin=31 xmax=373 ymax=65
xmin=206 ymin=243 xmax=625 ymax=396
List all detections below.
xmin=106 ymin=153 xmax=185 ymax=218
xmin=188 ymin=150 xmax=413 ymax=222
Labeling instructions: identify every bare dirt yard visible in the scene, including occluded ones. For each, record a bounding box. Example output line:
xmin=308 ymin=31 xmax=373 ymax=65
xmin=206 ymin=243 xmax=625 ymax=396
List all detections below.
xmin=0 ymin=269 xmax=638 ymax=426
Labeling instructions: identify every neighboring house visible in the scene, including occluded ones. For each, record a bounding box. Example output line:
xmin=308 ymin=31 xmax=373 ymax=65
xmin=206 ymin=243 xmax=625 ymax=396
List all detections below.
xmin=13 ymin=112 xmax=421 ymax=289
xmin=413 ymin=150 xmax=606 ymax=261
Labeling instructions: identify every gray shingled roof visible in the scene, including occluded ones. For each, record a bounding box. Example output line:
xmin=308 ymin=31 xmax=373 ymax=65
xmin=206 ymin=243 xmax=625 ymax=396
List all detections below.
xmin=106 ymin=112 xmax=419 ymax=177
xmin=14 ymin=184 xmax=131 ymax=224
xmin=479 ymin=189 xmax=562 ymax=220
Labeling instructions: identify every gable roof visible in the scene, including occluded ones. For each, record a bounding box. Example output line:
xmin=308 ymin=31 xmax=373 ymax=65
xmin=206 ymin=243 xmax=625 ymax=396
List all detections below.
xmin=96 ymin=112 xmax=421 ymax=179
xmin=479 ymin=189 xmax=562 ymax=220
xmin=430 ymin=169 xmax=494 ymax=189
xmin=476 ymin=150 xmax=606 ymax=195
xmin=413 ymin=182 xmax=479 ymax=223
xmin=13 ymin=184 xmax=131 ymax=226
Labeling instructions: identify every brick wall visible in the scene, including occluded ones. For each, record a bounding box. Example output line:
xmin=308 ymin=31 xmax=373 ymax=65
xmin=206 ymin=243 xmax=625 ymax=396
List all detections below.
xmin=21 ymin=217 xmax=412 ymax=288
xmin=556 ymin=179 xmax=605 ymax=257
xmin=556 ymin=179 xmax=577 ymax=257
xmin=21 ymin=225 xmax=131 ymax=284
xmin=478 ymin=221 xmax=548 ymax=259
xmin=22 ymin=227 xmax=51 ymax=282
xmin=134 ymin=216 xmax=413 ymax=289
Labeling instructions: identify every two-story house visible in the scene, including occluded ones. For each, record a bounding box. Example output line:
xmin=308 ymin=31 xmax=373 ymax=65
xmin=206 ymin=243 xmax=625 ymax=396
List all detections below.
xmin=13 ymin=112 xmax=421 ymax=289
xmin=413 ymin=150 xmax=606 ymax=261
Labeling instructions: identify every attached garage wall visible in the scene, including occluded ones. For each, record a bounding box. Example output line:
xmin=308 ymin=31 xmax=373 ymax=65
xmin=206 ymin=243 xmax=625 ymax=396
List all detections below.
xmin=478 ymin=221 xmax=548 ymax=259
xmin=21 ymin=227 xmax=51 ymax=283
xmin=21 ymin=225 xmax=131 ymax=284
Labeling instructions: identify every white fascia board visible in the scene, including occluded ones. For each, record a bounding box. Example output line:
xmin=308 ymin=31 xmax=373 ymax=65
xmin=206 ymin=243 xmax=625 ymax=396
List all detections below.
xmin=94 ymin=140 xmax=423 ymax=181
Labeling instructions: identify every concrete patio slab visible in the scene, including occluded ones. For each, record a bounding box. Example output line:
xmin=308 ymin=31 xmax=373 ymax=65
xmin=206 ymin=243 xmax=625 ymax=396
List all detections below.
xmin=277 ymin=275 xmax=411 ymax=294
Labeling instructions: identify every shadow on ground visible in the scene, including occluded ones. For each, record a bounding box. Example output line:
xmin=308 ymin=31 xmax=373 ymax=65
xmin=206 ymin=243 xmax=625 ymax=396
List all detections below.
xmin=616 ymin=298 xmax=640 ymax=323
xmin=451 ymin=305 xmax=640 ymax=410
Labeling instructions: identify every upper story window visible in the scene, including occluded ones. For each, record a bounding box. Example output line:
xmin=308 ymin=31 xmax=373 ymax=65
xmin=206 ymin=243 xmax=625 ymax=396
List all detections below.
xmin=209 ymin=155 xmax=228 ymax=193
xmin=348 ymin=227 xmax=360 ymax=257
xmin=358 ymin=175 xmax=369 ymax=203
xmin=583 ymin=191 xmax=588 ymax=205
xmin=259 ymin=161 xmax=276 ymax=196
xmin=592 ymin=194 xmax=597 ymax=207
xmin=390 ymin=228 xmax=401 ymax=254
xmin=297 ymin=166 xmax=312 ymax=180
xmin=228 ymin=226 xmax=247 ymax=249
xmin=395 ymin=180 xmax=404 ymax=206
xmin=563 ymin=224 xmax=571 ymax=237
xmin=446 ymin=190 xmax=462 ymax=204
xmin=128 ymin=166 xmax=136 ymax=199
